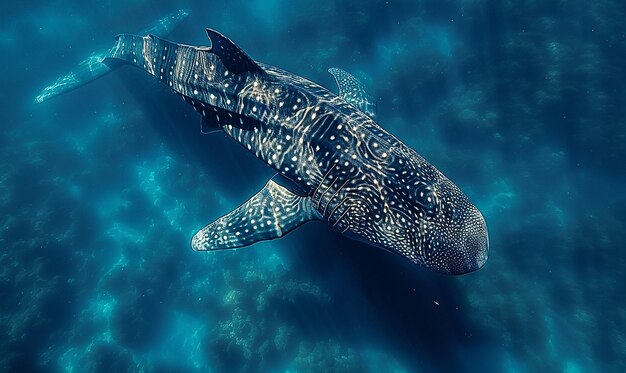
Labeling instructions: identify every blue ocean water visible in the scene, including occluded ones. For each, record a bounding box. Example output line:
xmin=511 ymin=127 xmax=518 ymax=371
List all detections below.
xmin=1 ymin=1 xmax=625 ymax=372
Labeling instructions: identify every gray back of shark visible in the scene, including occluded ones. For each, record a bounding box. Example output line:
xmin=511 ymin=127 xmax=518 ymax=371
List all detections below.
xmin=103 ymin=29 xmax=488 ymax=275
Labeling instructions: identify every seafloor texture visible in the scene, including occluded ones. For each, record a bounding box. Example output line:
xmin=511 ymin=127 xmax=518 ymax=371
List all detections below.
xmin=1 ymin=1 xmax=625 ymax=372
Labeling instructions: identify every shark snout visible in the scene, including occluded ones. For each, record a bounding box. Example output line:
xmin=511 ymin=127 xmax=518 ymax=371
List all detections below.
xmin=464 ymin=231 xmax=488 ymax=272
xmin=462 ymin=208 xmax=489 ymax=273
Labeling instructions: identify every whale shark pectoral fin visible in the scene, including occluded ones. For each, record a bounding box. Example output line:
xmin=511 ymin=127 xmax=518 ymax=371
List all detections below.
xmin=200 ymin=117 xmax=221 ymax=134
xmin=191 ymin=179 xmax=321 ymax=251
xmin=206 ymin=28 xmax=266 ymax=75
xmin=328 ymin=67 xmax=377 ymax=118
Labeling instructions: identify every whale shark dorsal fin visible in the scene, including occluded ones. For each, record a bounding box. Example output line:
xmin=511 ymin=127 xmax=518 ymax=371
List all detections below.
xmin=191 ymin=179 xmax=321 ymax=251
xmin=328 ymin=67 xmax=377 ymax=118
xmin=206 ymin=28 xmax=265 ymax=75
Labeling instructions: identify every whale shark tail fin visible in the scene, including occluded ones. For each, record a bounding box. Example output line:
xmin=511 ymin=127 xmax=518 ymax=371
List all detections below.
xmin=35 ymin=9 xmax=190 ymax=104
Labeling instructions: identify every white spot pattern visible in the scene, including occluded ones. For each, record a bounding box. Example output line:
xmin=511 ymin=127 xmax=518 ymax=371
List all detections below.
xmin=108 ymin=30 xmax=489 ymax=275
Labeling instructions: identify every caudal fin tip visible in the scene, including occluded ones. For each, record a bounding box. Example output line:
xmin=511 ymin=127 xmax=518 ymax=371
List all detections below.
xmin=34 ymin=89 xmax=52 ymax=104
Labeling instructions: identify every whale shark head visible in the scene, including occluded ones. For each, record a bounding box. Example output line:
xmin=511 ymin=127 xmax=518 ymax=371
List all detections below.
xmin=343 ymin=155 xmax=489 ymax=275
xmin=409 ymin=177 xmax=489 ymax=275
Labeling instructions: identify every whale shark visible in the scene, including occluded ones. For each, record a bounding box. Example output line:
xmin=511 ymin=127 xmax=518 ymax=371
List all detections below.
xmin=46 ymin=27 xmax=489 ymax=275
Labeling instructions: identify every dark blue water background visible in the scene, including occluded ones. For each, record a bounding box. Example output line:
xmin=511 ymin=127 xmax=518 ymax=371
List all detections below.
xmin=1 ymin=1 xmax=625 ymax=372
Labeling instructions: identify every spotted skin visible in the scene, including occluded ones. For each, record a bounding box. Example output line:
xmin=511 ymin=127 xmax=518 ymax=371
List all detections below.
xmin=190 ymin=179 xmax=320 ymax=250
xmin=106 ymin=29 xmax=489 ymax=275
